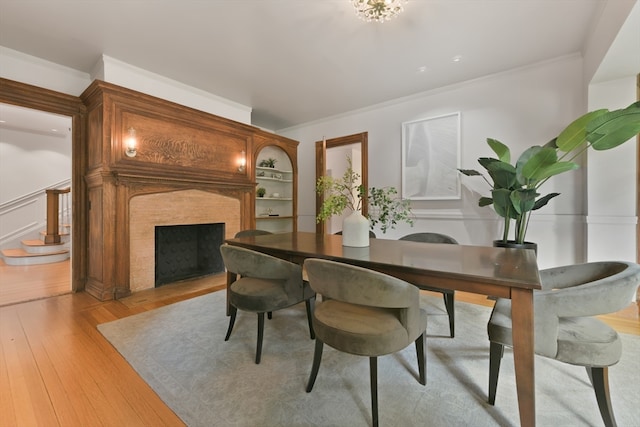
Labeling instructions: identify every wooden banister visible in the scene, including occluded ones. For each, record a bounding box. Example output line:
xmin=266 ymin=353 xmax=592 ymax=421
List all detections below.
xmin=45 ymin=187 xmax=71 ymax=244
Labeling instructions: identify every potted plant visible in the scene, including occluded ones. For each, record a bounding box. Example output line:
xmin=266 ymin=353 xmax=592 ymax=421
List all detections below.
xmin=259 ymin=158 xmax=277 ymax=168
xmin=316 ymin=156 xmax=414 ymax=247
xmin=256 ymin=187 xmax=266 ymax=198
xmin=459 ymin=101 xmax=640 ymax=250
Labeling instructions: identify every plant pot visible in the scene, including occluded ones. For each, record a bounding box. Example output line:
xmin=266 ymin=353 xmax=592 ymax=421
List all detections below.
xmin=342 ymin=211 xmax=370 ymax=247
xmin=493 ymin=240 xmax=537 ymax=255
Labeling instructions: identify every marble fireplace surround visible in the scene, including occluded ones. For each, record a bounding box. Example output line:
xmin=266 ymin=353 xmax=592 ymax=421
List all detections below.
xmin=129 ymin=189 xmax=241 ymax=292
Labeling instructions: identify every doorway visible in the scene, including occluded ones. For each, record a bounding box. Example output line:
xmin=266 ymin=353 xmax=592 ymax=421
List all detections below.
xmin=0 ymin=103 xmax=73 ymax=305
xmin=0 ymin=78 xmax=85 ymax=302
xmin=315 ymin=132 xmax=368 ymax=235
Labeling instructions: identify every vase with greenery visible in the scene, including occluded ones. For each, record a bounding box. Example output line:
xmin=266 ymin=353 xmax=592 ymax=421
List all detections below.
xmin=316 ymin=156 xmax=414 ymax=246
xmin=459 ymin=101 xmax=640 ymax=246
xmin=257 ymin=187 xmax=266 ymax=198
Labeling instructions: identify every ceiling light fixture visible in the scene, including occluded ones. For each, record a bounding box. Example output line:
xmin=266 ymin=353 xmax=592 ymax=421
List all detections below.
xmin=351 ymin=0 xmax=407 ymax=23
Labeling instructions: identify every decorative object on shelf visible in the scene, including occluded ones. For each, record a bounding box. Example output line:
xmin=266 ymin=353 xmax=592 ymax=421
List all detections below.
xmin=316 ymin=156 xmax=414 ymax=247
xmin=257 ymin=171 xmax=265 ymax=177
xmin=272 ymin=173 xmax=282 ymax=180
xmin=272 ymin=193 xmax=280 ymax=198
xmin=125 ymin=127 xmax=137 ymax=157
xmin=459 ymin=101 xmax=640 ymax=247
xmin=259 ymin=158 xmax=277 ymax=168
xmin=351 ymin=0 xmax=407 ymax=23
xmin=257 ymin=187 xmax=266 ymax=198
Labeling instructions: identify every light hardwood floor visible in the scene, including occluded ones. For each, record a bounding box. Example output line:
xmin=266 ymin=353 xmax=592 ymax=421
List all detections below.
xmin=0 ymin=261 xmax=638 ymax=426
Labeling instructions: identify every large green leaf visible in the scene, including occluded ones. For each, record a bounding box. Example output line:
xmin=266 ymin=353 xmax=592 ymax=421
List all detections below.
xmin=509 ymin=189 xmax=537 ymax=215
xmin=519 ymin=146 xmax=558 ymax=182
xmin=532 ymin=192 xmax=560 ymax=211
xmin=534 ymin=161 xmax=579 ymax=182
xmin=458 ymin=169 xmax=483 ymax=176
xmin=556 ymin=109 xmax=607 ymax=153
xmin=491 ymin=189 xmax=517 ymax=219
xmin=487 ymin=138 xmax=510 ymax=163
xmin=482 ymin=158 xmax=517 ymax=189
xmin=586 ymin=102 xmax=640 ymax=150
xmin=479 ymin=196 xmax=493 ymax=207
xmin=588 ymin=119 xmax=640 ymax=150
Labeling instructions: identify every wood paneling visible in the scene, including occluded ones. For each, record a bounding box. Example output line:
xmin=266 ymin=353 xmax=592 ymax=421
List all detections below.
xmin=79 ymin=80 xmax=299 ymax=300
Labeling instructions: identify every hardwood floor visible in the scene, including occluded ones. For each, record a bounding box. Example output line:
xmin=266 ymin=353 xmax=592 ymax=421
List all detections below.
xmin=0 ymin=262 xmax=637 ymax=426
xmin=0 ymin=258 xmax=72 ymax=307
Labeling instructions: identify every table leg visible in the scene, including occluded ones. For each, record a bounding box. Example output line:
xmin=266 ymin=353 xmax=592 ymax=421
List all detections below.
xmin=511 ymin=288 xmax=535 ymax=427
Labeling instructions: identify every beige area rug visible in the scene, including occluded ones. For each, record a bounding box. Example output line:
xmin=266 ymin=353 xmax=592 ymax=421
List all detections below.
xmin=98 ymin=291 xmax=640 ymax=427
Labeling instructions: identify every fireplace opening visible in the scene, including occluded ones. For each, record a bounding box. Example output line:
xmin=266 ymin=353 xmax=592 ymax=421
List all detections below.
xmin=155 ymin=223 xmax=225 ymax=287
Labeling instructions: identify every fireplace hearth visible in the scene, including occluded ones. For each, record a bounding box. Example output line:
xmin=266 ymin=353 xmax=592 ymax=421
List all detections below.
xmin=154 ymin=223 xmax=225 ymax=286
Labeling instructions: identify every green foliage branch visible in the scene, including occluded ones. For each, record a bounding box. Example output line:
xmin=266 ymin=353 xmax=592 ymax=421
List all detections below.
xmin=316 ymin=156 xmax=414 ymax=233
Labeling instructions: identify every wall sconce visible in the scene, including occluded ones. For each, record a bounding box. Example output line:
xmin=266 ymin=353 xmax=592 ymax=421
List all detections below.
xmin=125 ymin=127 xmax=137 ymax=157
xmin=238 ymin=150 xmax=246 ymax=172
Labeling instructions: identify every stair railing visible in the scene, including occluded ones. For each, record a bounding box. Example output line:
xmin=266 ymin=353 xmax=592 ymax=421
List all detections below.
xmin=45 ymin=187 xmax=71 ymax=244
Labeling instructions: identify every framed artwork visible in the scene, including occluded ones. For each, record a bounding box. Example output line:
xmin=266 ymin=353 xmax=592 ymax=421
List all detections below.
xmin=401 ymin=112 xmax=461 ymax=200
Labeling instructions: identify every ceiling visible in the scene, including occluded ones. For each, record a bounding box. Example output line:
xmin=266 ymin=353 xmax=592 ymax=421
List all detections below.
xmin=0 ymin=0 xmax=637 ymax=131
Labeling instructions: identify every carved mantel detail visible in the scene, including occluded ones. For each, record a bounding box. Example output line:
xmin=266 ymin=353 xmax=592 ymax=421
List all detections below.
xmin=79 ymin=80 xmax=295 ymax=300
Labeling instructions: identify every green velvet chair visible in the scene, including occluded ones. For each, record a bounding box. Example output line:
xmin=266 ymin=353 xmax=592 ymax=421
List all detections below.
xmin=304 ymin=258 xmax=427 ymax=427
xmin=487 ymin=261 xmax=640 ymax=427
xmin=220 ymin=245 xmax=315 ymax=364
xmin=399 ymin=232 xmax=458 ymax=338
xmin=234 ymin=229 xmax=273 ymax=238
xmin=335 ymin=230 xmax=377 ymax=238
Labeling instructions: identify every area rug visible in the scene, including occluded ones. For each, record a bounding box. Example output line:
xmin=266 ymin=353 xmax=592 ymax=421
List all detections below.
xmin=98 ymin=291 xmax=640 ymax=427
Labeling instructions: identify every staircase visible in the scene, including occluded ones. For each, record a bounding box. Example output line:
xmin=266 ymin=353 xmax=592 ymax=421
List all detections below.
xmin=1 ymin=229 xmax=70 ymax=266
xmin=1 ymin=187 xmax=71 ymax=266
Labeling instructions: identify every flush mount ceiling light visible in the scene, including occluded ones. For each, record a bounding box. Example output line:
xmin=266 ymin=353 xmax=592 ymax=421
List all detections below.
xmin=351 ymin=0 xmax=407 ymax=23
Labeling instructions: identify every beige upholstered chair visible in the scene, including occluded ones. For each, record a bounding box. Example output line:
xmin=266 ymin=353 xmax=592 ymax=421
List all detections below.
xmin=399 ymin=232 xmax=459 ymax=337
xmin=220 ymin=245 xmax=315 ymax=364
xmin=234 ymin=229 xmax=273 ymax=238
xmin=304 ymin=258 xmax=427 ymax=427
xmin=487 ymin=261 xmax=640 ymax=427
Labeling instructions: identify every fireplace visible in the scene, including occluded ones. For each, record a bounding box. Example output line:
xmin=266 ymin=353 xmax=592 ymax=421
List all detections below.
xmin=129 ymin=189 xmax=241 ymax=292
xmin=154 ymin=223 xmax=225 ymax=286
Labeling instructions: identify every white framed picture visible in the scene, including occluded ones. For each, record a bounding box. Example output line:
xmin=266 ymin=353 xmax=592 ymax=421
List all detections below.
xmin=401 ymin=112 xmax=461 ymax=200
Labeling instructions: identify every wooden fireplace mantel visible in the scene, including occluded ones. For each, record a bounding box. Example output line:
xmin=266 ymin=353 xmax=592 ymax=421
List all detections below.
xmin=80 ymin=80 xmax=298 ymax=300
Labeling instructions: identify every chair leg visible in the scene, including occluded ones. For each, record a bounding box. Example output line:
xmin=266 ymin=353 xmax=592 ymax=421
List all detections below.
xmin=305 ymin=296 xmax=316 ymax=339
xmin=370 ymin=357 xmax=379 ymax=427
xmin=306 ymin=338 xmax=324 ymax=392
xmin=488 ymin=341 xmax=504 ymax=405
xmin=587 ymin=367 xmax=617 ymax=427
xmin=224 ymin=306 xmax=237 ymax=341
xmin=442 ymin=291 xmax=455 ymax=338
xmin=415 ymin=332 xmax=426 ymax=385
xmin=255 ymin=312 xmax=265 ymax=364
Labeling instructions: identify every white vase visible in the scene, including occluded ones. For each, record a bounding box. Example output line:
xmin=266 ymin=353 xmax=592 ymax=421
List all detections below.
xmin=342 ymin=211 xmax=370 ymax=247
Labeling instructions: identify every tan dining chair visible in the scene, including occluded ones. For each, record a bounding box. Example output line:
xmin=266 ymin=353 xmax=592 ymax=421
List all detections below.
xmin=304 ymin=258 xmax=427 ymax=427
xmin=220 ymin=245 xmax=315 ymax=364
xmin=399 ymin=232 xmax=458 ymax=337
xmin=487 ymin=261 xmax=640 ymax=427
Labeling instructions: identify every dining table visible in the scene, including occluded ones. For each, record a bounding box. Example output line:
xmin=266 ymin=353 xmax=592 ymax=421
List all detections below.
xmin=225 ymin=231 xmax=541 ymax=427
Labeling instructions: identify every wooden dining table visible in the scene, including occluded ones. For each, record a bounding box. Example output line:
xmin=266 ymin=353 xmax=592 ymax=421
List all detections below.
xmin=225 ymin=231 xmax=541 ymax=427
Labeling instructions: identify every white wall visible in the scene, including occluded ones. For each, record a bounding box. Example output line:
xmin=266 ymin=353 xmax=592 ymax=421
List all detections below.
xmin=587 ymin=76 xmax=637 ymax=263
xmin=0 ymin=47 xmax=252 ymax=124
xmin=280 ymin=56 xmax=588 ymax=269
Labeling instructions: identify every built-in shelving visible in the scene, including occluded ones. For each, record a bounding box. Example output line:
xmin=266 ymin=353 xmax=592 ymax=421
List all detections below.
xmin=254 ymin=144 xmax=297 ymax=233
